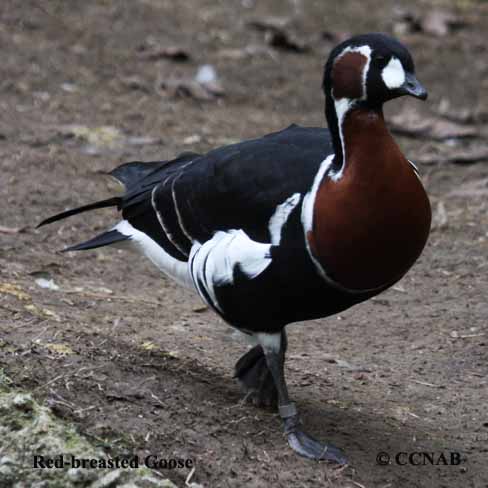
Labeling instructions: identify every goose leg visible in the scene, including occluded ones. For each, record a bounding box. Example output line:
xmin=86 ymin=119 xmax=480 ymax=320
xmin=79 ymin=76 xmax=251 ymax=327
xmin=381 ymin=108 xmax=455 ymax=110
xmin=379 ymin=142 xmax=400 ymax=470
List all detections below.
xmin=257 ymin=331 xmax=347 ymax=464
xmin=234 ymin=344 xmax=278 ymax=407
xmin=234 ymin=332 xmax=288 ymax=408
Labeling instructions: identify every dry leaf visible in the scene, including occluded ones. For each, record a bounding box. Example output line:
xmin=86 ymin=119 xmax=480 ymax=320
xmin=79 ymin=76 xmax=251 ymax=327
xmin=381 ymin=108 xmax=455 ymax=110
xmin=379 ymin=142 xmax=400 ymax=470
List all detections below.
xmin=247 ymin=17 xmax=309 ymax=53
xmin=137 ymin=40 xmax=190 ymax=61
xmin=392 ymin=285 xmax=407 ymax=293
xmin=119 ymin=75 xmax=149 ymax=92
xmin=58 ymin=124 xmax=125 ymax=148
xmin=43 ymin=343 xmax=75 ymax=355
xmin=320 ymin=31 xmax=352 ymax=43
xmin=437 ymin=98 xmax=488 ymax=124
xmin=392 ymin=406 xmax=419 ymax=424
xmin=126 ymin=136 xmax=162 ymax=146
xmin=264 ymin=30 xmax=309 ymax=53
xmin=57 ymin=125 xmax=160 ymax=154
xmin=448 ymin=177 xmax=488 ymax=198
xmin=431 ymin=201 xmax=448 ymax=230
xmin=391 ymin=9 xmax=422 ymax=36
xmin=0 ymin=283 xmax=31 ymax=301
xmin=157 ymin=66 xmax=225 ymax=101
xmin=247 ymin=16 xmax=291 ymax=32
xmin=391 ymin=8 xmax=465 ymax=37
xmin=422 ymin=10 xmax=465 ymax=37
xmin=141 ymin=341 xmax=157 ymax=351
xmin=415 ymin=146 xmax=488 ymax=166
xmin=218 ymin=45 xmax=275 ymax=61
xmin=24 ymin=304 xmax=61 ymax=321
xmin=158 ymin=78 xmax=215 ymax=101
xmin=192 ymin=306 xmax=208 ymax=313
xmin=390 ymin=108 xmax=479 ymax=141
xmin=0 ymin=225 xmax=23 ymax=234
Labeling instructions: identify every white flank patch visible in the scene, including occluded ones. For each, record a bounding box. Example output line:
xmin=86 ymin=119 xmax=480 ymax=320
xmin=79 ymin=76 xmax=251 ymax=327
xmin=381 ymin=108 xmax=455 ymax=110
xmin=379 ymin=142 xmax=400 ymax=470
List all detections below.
xmin=381 ymin=56 xmax=405 ymax=89
xmin=115 ymin=220 xmax=194 ymax=289
xmin=268 ymin=193 xmax=301 ymax=245
xmin=189 ymin=230 xmax=272 ymax=313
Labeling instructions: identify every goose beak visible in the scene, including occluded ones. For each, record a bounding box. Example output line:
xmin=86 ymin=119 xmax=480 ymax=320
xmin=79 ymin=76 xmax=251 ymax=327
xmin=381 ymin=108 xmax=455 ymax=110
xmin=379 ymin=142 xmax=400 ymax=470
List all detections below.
xmin=400 ymin=73 xmax=428 ymax=100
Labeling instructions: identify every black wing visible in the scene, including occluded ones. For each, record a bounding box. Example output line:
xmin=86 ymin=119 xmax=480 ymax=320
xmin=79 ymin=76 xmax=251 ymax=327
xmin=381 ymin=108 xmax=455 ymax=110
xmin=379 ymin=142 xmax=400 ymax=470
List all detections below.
xmin=38 ymin=125 xmax=332 ymax=263
xmin=152 ymin=124 xmax=333 ymax=257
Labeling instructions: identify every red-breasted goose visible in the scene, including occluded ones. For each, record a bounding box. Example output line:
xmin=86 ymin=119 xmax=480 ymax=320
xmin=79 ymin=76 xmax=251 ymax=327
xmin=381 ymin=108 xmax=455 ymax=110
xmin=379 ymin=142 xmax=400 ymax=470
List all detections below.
xmin=39 ymin=33 xmax=431 ymax=463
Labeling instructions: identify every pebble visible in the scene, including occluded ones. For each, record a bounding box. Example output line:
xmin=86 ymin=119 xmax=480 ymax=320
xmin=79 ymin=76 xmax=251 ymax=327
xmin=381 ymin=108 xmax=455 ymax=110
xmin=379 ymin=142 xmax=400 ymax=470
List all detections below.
xmin=13 ymin=394 xmax=33 ymax=412
xmin=91 ymin=469 xmax=122 ymax=488
xmin=0 ymin=456 xmax=15 ymax=465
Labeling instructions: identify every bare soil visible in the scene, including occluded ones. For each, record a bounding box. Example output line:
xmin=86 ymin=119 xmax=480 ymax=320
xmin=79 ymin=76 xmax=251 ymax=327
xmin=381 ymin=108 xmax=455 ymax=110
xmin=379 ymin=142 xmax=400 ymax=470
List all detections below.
xmin=1 ymin=1 xmax=488 ymax=487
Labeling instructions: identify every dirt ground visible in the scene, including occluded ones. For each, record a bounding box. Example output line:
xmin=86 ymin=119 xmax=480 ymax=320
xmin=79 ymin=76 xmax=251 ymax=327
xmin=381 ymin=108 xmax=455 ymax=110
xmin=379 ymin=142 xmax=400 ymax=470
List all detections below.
xmin=1 ymin=1 xmax=488 ymax=487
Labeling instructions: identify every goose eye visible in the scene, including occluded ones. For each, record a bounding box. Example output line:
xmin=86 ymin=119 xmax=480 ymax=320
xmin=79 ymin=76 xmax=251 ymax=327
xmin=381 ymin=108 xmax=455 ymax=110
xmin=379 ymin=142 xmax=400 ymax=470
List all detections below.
xmin=374 ymin=55 xmax=386 ymax=63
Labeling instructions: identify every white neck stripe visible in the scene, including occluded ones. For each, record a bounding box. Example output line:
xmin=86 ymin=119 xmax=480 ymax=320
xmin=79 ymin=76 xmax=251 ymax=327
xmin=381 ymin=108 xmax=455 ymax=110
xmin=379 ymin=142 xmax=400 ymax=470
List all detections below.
xmin=330 ymin=45 xmax=372 ymax=181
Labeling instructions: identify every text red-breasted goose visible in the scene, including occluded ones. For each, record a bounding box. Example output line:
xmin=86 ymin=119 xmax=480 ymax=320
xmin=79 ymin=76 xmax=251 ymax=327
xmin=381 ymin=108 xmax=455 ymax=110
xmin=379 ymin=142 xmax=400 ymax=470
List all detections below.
xmin=39 ymin=33 xmax=431 ymax=463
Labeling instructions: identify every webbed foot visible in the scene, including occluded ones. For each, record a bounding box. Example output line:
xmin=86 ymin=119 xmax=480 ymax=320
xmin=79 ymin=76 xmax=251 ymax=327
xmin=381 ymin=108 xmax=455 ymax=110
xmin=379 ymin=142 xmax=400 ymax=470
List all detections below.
xmin=287 ymin=427 xmax=347 ymax=463
xmin=281 ymin=405 xmax=347 ymax=463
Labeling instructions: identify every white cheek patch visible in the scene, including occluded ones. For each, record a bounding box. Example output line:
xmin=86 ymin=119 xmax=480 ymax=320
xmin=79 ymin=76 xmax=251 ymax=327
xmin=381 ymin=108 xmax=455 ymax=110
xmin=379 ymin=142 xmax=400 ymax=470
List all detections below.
xmin=381 ymin=57 xmax=406 ymax=89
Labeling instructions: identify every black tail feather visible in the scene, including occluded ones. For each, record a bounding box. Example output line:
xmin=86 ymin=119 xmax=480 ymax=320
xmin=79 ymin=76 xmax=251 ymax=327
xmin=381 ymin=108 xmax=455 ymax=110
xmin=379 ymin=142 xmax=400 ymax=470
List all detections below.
xmin=108 ymin=161 xmax=167 ymax=189
xmin=62 ymin=229 xmax=129 ymax=252
xmin=108 ymin=152 xmax=199 ymax=189
xmin=39 ymin=153 xmax=200 ymax=257
xmin=37 ymin=197 xmax=120 ymax=228
xmin=38 ymin=154 xmax=200 ymax=230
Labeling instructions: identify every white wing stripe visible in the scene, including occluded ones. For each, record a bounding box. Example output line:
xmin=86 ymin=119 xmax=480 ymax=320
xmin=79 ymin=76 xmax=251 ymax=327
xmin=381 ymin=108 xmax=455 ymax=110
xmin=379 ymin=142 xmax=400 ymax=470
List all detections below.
xmin=151 ymin=183 xmax=188 ymax=256
xmin=171 ymin=172 xmax=194 ymax=247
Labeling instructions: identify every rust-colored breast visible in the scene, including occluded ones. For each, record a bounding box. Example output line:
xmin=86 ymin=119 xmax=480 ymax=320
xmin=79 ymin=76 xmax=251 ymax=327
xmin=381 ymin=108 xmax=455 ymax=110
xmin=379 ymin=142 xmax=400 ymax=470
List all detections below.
xmin=309 ymin=109 xmax=431 ymax=290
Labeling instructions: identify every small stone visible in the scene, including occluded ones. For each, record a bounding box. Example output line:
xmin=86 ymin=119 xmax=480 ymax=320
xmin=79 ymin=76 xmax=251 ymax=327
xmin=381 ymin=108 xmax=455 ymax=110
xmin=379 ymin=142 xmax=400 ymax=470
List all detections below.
xmin=0 ymin=456 xmax=15 ymax=465
xmin=183 ymin=135 xmax=201 ymax=145
xmin=91 ymin=469 xmax=122 ymax=488
xmin=139 ymin=476 xmax=178 ymax=487
xmin=31 ymin=481 xmax=50 ymax=488
xmin=13 ymin=393 xmax=33 ymax=412
xmin=0 ymin=464 xmax=13 ymax=477
xmin=61 ymin=82 xmax=78 ymax=93
xmin=67 ymin=467 xmax=94 ymax=483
